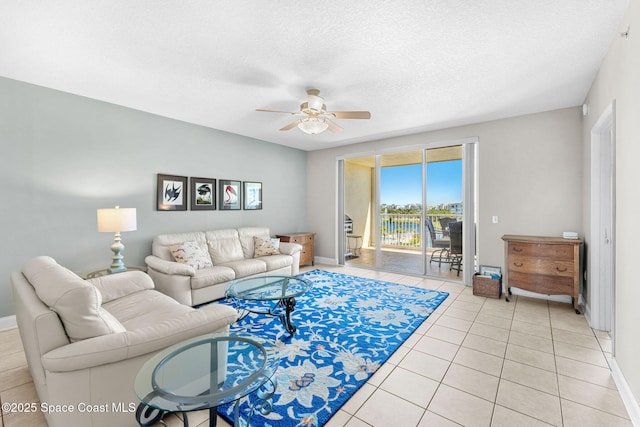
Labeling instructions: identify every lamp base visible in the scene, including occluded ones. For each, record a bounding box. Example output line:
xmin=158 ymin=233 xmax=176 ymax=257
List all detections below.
xmin=108 ymin=265 xmax=128 ymax=274
xmin=108 ymin=233 xmax=127 ymax=274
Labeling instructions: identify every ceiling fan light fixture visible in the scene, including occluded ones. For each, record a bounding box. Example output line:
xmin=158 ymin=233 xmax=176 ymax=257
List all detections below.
xmin=298 ymin=116 xmax=329 ymax=134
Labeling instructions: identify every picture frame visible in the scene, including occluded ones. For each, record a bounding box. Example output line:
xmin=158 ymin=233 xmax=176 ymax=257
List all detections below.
xmin=243 ymin=181 xmax=262 ymax=210
xmin=479 ymin=265 xmax=502 ymax=276
xmin=190 ymin=177 xmax=216 ymax=210
xmin=219 ymin=179 xmax=241 ymax=210
xmin=157 ymin=174 xmax=188 ymax=211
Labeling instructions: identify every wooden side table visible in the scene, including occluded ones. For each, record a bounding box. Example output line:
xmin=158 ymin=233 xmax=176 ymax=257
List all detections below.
xmin=276 ymin=232 xmax=315 ymax=266
xmin=79 ymin=266 xmax=147 ymax=279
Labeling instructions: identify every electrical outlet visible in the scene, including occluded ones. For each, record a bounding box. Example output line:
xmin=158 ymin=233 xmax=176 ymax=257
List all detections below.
xmin=492 ymin=216 xmax=499 ymax=224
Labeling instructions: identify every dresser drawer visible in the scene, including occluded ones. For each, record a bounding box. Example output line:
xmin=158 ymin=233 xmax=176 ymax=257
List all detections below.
xmin=508 ymin=271 xmax=575 ymax=295
xmin=508 ymin=242 xmax=573 ymax=261
xmin=288 ymin=234 xmax=314 ymax=245
xmin=508 ymin=255 xmax=574 ymax=277
xmin=278 ymin=234 xmax=314 ymax=245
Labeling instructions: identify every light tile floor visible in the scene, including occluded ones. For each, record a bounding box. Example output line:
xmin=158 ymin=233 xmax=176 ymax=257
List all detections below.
xmin=0 ymin=264 xmax=632 ymax=427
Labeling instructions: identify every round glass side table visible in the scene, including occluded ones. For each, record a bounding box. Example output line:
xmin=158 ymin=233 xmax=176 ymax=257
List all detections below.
xmin=134 ymin=333 xmax=278 ymax=427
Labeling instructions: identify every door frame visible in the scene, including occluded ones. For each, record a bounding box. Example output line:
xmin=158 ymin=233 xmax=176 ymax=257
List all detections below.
xmin=337 ymin=137 xmax=477 ymax=282
xmin=588 ymin=101 xmax=616 ymax=337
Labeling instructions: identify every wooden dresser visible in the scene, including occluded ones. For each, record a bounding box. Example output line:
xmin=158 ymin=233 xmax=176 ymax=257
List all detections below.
xmin=502 ymin=235 xmax=582 ymax=313
xmin=276 ymin=232 xmax=315 ymax=266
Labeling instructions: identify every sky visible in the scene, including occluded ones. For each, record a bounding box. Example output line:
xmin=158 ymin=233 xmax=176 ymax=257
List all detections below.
xmin=380 ymin=160 xmax=462 ymax=206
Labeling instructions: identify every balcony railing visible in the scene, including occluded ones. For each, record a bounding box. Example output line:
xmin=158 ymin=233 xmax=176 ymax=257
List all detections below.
xmin=380 ymin=213 xmax=462 ymax=249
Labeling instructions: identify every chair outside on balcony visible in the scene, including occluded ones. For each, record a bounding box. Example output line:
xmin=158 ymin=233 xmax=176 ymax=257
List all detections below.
xmin=427 ymin=217 xmax=451 ymax=266
xmin=438 ymin=217 xmax=457 ymax=237
xmin=449 ymin=221 xmax=463 ymax=276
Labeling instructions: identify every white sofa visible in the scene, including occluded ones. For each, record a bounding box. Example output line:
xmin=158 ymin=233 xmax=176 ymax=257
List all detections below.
xmin=11 ymin=256 xmax=238 ymax=427
xmin=145 ymin=227 xmax=302 ymax=306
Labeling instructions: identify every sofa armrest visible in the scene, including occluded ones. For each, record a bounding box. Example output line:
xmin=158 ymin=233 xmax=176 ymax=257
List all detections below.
xmin=279 ymin=242 xmax=302 ymax=255
xmin=41 ymin=303 xmax=238 ymax=372
xmin=145 ymin=255 xmax=195 ymax=276
xmin=87 ymin=271 xmax=154 ymax=304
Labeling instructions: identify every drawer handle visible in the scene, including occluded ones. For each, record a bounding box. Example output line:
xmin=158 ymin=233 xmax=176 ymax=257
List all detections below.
xmin=513 ymin=262 xmax=524 ymax=267
xmin=556 ymin=266 xmax=568 ymax=272
xmin=513 ymin=247 xmax=523 ymax=252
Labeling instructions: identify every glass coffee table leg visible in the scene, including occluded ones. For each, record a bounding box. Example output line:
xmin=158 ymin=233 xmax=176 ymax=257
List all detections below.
xmin=135 ymin=403 xmax=169 ymax=426
xmin=278 ymin=297 xmax=297 ymax=334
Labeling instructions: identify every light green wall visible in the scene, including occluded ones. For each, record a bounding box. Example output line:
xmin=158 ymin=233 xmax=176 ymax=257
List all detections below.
xmin=582 ymin=0 xmax=640 ymax=408
xmin=0 ymin=77 xmax=307 ymax=317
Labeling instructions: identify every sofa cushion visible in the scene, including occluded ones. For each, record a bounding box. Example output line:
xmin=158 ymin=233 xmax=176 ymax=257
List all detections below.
xmin=237 ymin=227 xmax=271 ymax=259
xmin=256 ymin=254 xmax=293 ymax=271
xmin=169 ymin=241 xmax=213 ymax=269
xmin=190 ymin=266 xmax=237 ymax=290
xmin=152 ymin=232 xmax=208 ymax=261
xmin=21 ymin=256 xmax=123 ymax=342
xmin=206 ymin=229 xmax=245 ymax=264
xmin=219 ymin=259 xmax=267 ymax=278
xmin=254 ymin=236 xmax=280 ymax=257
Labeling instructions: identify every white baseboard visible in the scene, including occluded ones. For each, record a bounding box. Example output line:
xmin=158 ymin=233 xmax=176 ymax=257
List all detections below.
xmin=0 ymin=315 xmax=17 ymax=331
xmin=611 ymin=357 xmax=640 ymax=426
xmin=314 ymin=256 xmax=338 ymax=266
xmin=508 ymin=288 xmax=573 ymax=304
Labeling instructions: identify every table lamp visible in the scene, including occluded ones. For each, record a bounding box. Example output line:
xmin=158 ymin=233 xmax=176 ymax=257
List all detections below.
xmin=97 ymin=206 xmax=137 ymax=274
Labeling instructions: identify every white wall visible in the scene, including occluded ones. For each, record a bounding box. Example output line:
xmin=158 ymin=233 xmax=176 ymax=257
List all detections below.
xmin=344 ymin=161 xmax=373 ymax=245
xmin=308 ymin=107 xmax=583 ymax=273
xmin=0 ymin=77 xmax=308 ymax=317
xmin=582 ymin=0 xmax=640 ymax=408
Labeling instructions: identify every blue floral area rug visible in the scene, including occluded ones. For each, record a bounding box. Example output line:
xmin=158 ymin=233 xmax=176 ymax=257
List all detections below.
xmin=218 ymin=269 xmax=449 ymax=427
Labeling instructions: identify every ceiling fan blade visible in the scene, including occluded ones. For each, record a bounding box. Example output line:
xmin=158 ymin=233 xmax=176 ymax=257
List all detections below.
xmin=256 ymin=109 xmax=296 ymax=114
xmin=326 ymin=119 xmax=344 ymax=133
xmin=279 ymin=120 xmax=300 ymax=131
xmin=328 ymin=111 xmax=371 ymax=119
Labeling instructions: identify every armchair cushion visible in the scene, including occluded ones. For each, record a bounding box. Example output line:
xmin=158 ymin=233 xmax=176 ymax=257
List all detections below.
xmin=22 ymin=256 xmax=121 ymax=342
xmin=87 ymin=271 xmax=154 ymax=303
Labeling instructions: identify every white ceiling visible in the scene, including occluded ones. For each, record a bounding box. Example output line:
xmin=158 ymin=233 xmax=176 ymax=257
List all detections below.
xmin=0 ymin=1 xmax=629 ymax=151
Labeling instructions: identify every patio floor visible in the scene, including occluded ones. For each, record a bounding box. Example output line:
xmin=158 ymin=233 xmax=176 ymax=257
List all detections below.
xmin=345 ymin=247 xmax=462 ymax=281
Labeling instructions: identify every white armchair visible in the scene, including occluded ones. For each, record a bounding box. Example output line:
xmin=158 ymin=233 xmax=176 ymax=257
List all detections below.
xmin=11 ymin=256 xmax=238 ymax=427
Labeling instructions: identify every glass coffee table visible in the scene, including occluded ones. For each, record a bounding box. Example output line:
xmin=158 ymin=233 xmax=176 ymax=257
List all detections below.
xmin=225 ymin=275 xmax=313 ymax=334
xmin=134 ymin=333 xmax=278 ymax=427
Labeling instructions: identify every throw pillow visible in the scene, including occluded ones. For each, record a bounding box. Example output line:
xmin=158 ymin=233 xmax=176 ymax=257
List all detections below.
xmin=169 ymin=241 xmax=213 ymax=269
xmin=254 ymin=236 xmax=280 ymax=257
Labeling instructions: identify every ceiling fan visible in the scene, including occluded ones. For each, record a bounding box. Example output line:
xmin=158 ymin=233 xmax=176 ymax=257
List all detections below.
xmin=256 ymin=89 xmax=371 ymax=135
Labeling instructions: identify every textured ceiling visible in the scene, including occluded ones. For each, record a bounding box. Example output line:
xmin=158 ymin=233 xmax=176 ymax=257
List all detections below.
xmin=0 ymin=1 xmax=629 ymax=151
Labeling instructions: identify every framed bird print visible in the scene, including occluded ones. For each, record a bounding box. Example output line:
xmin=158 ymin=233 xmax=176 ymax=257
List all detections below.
xmin=243 ymin=181 xmax=262 ymax=210
xmin=190 ymin=177 xmax=216 ymax=210
xmin=219 ymin=179 xmax=241 ymax=210
xmin=157 ymin=174 xmax=188 ymax=211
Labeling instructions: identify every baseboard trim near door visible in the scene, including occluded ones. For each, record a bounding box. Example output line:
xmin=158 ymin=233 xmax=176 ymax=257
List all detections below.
xmin=0 ymin=315 xmax=17 ymax=331
xmin=611 ymin=357 xmax=640 ymax=426
xmin=314 ymin=257 xmax=338 ymax=266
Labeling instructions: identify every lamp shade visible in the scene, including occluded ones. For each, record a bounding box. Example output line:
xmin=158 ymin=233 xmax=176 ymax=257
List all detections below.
xmin=97 ymin=207 xmax=137 ymax=233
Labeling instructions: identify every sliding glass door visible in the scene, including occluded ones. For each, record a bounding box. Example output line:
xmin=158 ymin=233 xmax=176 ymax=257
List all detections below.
xmin=341 ymin=139 xmax=476 ymax=283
